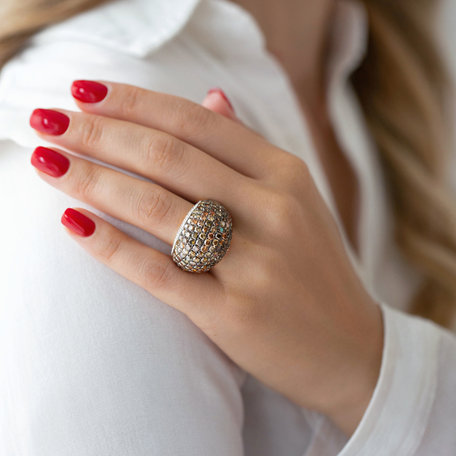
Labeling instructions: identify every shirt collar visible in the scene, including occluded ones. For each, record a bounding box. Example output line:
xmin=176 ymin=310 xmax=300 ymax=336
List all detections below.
xmin=31 ymin=0 xmax=368 ymax=82
xmin=326 ymin=0 xmax=368 ymax=89
xmin=31 ymin=0 xmax=202 ymax=56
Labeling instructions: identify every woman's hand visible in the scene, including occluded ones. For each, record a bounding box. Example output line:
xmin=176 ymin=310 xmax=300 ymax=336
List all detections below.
xmin=29 ymin=80 xmax=383 ymax=437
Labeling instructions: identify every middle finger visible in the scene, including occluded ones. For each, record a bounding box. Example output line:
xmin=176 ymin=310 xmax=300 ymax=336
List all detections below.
xmin=29 ymin=108 xmax=250 ymax=207
xmin=31 ymin=145 xmax=194 ymax=246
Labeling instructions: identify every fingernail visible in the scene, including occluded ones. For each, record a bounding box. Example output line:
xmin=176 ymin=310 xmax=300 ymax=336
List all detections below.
xmin=207 ymin=87 xmax=234 ymax=112
xmin=71 ymin=80 xmax=108 ymax=103
xmin=31 ymin=146 xmax=70 ymax=177
xmin=29 ymin=109 xmax=70 ymax=135
xmin=61 ymin=208 xmax=96 ymax=237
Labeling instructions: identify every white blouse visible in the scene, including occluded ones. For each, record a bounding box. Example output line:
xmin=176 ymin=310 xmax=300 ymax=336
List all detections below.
xmin=0 ymin=0 xmax=455 ymax=454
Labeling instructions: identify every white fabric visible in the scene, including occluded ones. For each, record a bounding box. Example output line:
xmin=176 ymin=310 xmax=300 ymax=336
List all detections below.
xmin=0 ymin=0 xmax=455 ymax=454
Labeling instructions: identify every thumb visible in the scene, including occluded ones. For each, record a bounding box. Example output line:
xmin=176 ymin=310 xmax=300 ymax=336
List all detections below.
xmin=202 ymin=88 xmax=239 ymax=122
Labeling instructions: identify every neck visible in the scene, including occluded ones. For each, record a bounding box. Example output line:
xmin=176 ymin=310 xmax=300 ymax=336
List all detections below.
xmin=231 ymin=0 xmax=334 ymax=111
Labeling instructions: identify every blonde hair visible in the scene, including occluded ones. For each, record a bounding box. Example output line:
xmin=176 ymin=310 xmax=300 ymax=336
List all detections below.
xmin=353 ymin=0 xmax=456 ymax=329
xmin=0 ymin=0 xmax=109 ymax=68
xmin=1 ymin=0 xmax=455 ymax=328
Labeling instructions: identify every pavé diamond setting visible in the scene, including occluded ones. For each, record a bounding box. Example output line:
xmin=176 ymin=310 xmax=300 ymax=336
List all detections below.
xmin=171 ymin=200 xmax=233 ymax=272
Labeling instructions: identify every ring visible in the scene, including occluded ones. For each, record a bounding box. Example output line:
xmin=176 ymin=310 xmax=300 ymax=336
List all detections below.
xmin=171 ymin=199 xmax=233 ymax=272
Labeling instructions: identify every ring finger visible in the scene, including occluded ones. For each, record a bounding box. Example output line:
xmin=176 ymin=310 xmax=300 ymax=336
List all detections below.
xmin=31 ymin=146 xmax=194 ymax=246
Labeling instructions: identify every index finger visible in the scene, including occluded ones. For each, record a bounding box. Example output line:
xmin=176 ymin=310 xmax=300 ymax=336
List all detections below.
xmin=71 ymin=80 xmax=278 ymax=179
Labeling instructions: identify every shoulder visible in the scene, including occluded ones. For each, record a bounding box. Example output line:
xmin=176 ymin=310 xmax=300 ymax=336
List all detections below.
xmin=0 ymin=0 xmax=217 ymax=146
xmin=0 ymin=0 xmax=268 ymax=148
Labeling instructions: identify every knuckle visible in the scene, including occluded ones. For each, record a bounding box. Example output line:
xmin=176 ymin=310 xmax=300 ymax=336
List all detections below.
xmin=97 ymin=234 xmax=122 ymax=263
xmin=286 ymin=154 xmax=310 ymax=179
xmin=263 ymin=191 xmax=301 ymax=234
xmin=221 ymin=250 xmax=276 ymax=328
xmin=74 ymin=163 xmax=101 ymax=200
xmin=247 ymin=244 xmax=282 ymax=290
xmin=254 ymin=254 xmax=279 ymax=288
xmin=273 ymin=153 xmax=311 ymax=189
xmin=80 ymin=115 xmax=104 ymax=149
xmin=135 ymin=187 xmax=173 ymax=227
xmin=174 ymin=100 xmax=216 ymax=137
xmin=140 ymin=258 xmax=175 ymax=290
xmin=120 ymin=85 xmax=142 ymax=117
xmin=144 ymin=133 xmax=183 ymax=174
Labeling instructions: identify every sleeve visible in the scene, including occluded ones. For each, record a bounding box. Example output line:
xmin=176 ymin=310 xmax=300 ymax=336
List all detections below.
xmin=336 ymin=12 xmax=456 ymax=452
xmin=0 ymin=34 xmax=247 ymax=456
xmin=335 ymin=302 xmax=456 ymax=455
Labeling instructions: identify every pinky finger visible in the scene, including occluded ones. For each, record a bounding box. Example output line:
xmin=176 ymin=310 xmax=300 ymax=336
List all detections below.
xmin=60 ymin=207 xmax=221 ymax=320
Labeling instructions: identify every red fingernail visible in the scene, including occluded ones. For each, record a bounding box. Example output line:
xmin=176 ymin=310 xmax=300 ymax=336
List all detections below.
xmin=71 ymin=80 xmax=108 ymax=103
xmin=29 ymin=109 xmax=70 ymax=135
xmin=31 ymin=146 xmax=70 ymax=177
xmin=207 ymin=87 xmax=234 ymax=112
xmin=61 ymin=208 xmax=96 ymax=237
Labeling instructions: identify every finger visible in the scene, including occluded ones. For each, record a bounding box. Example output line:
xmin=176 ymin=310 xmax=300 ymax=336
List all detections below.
xmin=29 ymin=108 xmax=250 ymax=208
xmin=60 ymin=206 xmax=221 ymax=321
xmin=202 ymin=88 xmax=238 ymax=122
xmin=31 ymin=146 xmax=193 ymax=247
xmin=70 ymin=80 xmax=279 ymax=178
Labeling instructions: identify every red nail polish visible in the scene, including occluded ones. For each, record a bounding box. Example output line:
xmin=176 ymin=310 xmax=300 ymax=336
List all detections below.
xmin=31 ymin=146 xmax=70 ymax=177
xmin=61 ymin=208 xmax=96 ymax=237
xmin=29 ymin=109 xmax=70 ymax=135
xmin=71 ymin=80 xmax=108 ymax=103
xmin=207 ymin=87 xmax=234 ymax=111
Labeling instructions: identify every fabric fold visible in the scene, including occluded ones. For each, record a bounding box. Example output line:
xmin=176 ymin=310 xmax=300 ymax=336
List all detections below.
xmin=338 ymin=303 xmax=440 ymax=455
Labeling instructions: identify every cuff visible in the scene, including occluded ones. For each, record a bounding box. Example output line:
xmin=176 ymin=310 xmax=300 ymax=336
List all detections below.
xmin=338 ymin=302 xmax=441 ymax=455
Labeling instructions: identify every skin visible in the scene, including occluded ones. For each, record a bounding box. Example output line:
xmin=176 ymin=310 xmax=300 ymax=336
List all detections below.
xmin=30 ymin=81 xmax=384 ymax=437
xmin=233 ymin=0 xmax=361 ymax=256
xmin=232 ymin=0 xmax=334 ymax=104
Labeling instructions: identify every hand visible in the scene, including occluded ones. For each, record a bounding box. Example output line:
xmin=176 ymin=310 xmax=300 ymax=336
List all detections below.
xmin=29 ymin=80 xmax=384 ymax=436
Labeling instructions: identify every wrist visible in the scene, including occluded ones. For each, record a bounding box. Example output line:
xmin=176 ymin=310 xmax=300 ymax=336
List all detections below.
xmin=324 ymin=302 xmax=384 ymax=437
